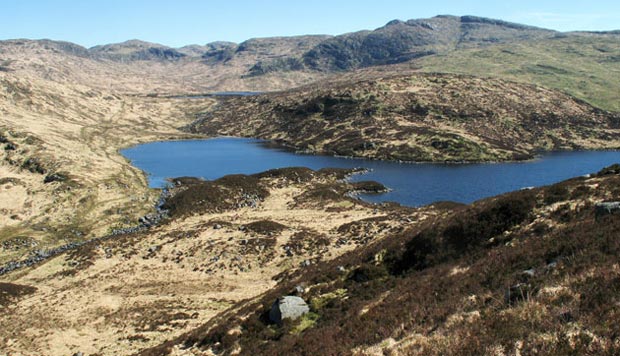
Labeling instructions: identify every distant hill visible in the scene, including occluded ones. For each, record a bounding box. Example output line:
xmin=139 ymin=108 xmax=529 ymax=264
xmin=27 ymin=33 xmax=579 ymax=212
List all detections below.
xmin=412 ymin=31 xmax=620 ymax=111
xmin=89 ymin=39 xmax=187 ymax=61
xmin=186 ymin=72 xmax=620 ymax=162
xmin=0 ymin=15 xmax=618 ymax=110
xmin=302 ymin=15 xmax=555 ymax=70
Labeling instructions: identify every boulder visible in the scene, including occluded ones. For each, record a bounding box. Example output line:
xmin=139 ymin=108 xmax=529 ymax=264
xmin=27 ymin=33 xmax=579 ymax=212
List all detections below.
xmin=269 ymin=296 xmax=309 ymax=324
xmin=595 ymin=202 xmax=620 ymax=219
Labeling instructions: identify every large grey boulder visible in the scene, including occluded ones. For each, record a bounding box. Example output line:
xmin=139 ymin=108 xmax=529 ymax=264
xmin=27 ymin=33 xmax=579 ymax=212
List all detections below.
xmin=595 ymin=202 xmax=620 ymax=219
xmin=269 ymin=296 xmax=309 ymax=324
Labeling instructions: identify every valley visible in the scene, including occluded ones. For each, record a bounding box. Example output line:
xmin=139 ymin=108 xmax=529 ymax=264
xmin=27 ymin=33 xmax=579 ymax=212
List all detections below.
xmin=0 ymin=14 xmax=619 ymax=356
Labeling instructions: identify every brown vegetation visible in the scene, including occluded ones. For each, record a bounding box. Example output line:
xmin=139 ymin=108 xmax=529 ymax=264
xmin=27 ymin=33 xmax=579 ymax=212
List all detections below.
xmin=0 ymin=282 xmax=36 ymax=306
xmin=139 ymin=165 xmax=620 ymax=356
xmin=187 ymin=73 xmax=620 ymax=162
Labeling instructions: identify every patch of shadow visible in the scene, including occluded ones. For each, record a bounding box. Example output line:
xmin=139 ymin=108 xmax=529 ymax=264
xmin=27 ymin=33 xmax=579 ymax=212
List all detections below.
xmin=0 ymin=282 xmax=37 ymax=306
xmin=243 ymin=220 xmax=287 ymax=235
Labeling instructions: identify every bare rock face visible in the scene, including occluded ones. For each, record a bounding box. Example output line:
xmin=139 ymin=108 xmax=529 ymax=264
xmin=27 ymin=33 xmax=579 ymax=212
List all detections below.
xmin=269 ymin=296 xmax=309 ymax=324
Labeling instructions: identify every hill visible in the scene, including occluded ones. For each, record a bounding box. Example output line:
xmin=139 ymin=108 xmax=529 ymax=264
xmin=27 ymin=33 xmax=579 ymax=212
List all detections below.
xmin=0 ymin=38 xmax=329 ymax=94
xmin=302 ymin=15 xmax=554 ymax=71
xmin=412 ymin=32 xmax=620 ymax=112
xmin=0 ymin=167 xmax=424 ymax=355
xmin=1 ymin=16 xmax=618 ymax=112
xmin=141 ymin=165 xmax=620 ymax=356
xmin=89 ymin=40 xmax=188 ymax=61
xmin=186 ymin=72 xmax=620 ymax=162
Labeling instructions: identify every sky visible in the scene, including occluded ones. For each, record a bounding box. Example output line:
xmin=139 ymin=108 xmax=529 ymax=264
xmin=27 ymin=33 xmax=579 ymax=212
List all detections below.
xmin=1 ymin=0 xmax=619 ymax=48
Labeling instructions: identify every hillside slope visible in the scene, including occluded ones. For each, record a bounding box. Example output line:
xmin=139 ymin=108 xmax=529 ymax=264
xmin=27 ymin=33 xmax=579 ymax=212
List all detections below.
xmin=302 ymin=15 xmax=554 ymax=71
xmin=412 ymin=33 xmax=620 ymax=112
xmin=1 ymin=17 xmax=618 ymax=111
xmin=0 ymin=68 xmax=215 ymax=265
xmin=186 ymin=72 xmax=620 ymax=162
xmin=0 ymin=168 xmax=429 ymax=355
xmin=0 ymin=38 xmax=329 ymax=94
xmin=141 ymin=165 xmax=620 ymax=356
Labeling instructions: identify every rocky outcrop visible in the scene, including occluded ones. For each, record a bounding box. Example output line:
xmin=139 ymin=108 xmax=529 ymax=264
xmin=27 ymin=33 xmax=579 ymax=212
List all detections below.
xmin=269 ymin=296 xmax=310 ymax=324
xmin=595 ymin=202 xmax=620 ymax=219
xmin=302 ymin=15 xmax=555 ymax=70
xmin=89 ymin=40 xmax=186 ymax=61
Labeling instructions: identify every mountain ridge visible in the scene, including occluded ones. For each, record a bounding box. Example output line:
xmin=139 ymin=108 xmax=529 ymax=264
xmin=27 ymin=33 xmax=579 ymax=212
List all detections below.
xmin=0 ymin=14 xmax=600 ymax=63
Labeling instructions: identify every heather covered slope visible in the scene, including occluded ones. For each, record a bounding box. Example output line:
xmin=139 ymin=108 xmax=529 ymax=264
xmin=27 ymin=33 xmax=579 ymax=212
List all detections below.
xmin=141 ymin=165 xmax=620 ymax=356
xmin=186 ymin=72 xmax=620 ymax=162
xmin=0 ymin=168 xmax=427 ymax=355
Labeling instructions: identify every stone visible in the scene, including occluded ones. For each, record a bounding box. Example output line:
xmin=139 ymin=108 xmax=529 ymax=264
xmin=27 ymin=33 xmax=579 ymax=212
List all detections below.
xmin=595 ymin=202 xmax=620 ymax=219
xmin=269 ymin=296 xmax=309 ymax=324
xmin=213 ymin=224 xmax=222 ymax=230
xmin=43 ymin=173 xmax=67 ymax=184
xmin=546 ymin=261 xmax=558 ymax=270
xmin=521 ymin=268 xmax=536 ymax=277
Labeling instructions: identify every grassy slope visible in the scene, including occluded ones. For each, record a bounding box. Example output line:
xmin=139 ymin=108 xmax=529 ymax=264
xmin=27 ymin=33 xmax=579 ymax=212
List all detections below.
xmin=0 ymin=168 xmax=421 ymax=355
xmin=414 ymin=34 xmax=620 ymax=112
xmin=0 ymin=73 xmax=214 ymax=264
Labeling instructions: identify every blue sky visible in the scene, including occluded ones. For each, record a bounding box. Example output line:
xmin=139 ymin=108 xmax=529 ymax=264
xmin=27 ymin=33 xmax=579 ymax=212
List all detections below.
xmin=1 ymin=0 xmax=619 ymax=48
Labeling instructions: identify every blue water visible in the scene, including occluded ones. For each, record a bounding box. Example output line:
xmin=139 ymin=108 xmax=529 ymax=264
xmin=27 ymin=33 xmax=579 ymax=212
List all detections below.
xmin=121 ymin=137 xmax=620 ymax=207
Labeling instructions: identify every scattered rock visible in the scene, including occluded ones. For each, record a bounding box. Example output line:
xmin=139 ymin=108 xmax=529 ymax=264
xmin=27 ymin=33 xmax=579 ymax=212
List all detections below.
xmin=546 ymin=261 xmax=558 ymax=270
xmin=269 ymin=296 xmax=310 ymax=324
xmin=521 ymin=268 xmax=536 ymax=278
xmin=0 ymin=189 xmax=172 ymax=275
xmin=213 ymin=224 xmax=222 ymax=230
xmin=595 ymin=201 xmax=620 ymax=219
xmin=21 ymin=157 xmax=46 ymax=174
xmin=43 ymin=172 xmax=68 ymax=184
